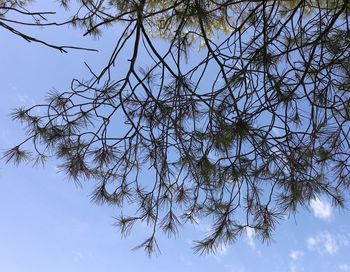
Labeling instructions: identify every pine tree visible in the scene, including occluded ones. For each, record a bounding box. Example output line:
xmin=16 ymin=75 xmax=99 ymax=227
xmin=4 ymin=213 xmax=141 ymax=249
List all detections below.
xmin=3 ymin=0 xmax=350 ymax=255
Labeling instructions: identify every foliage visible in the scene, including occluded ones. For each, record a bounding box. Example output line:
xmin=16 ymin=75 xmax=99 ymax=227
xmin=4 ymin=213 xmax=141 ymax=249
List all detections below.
xmin=3 ymin=0 xmax=350 ymax=255
xmin=0 ymin=0 xmax=96 ymax=52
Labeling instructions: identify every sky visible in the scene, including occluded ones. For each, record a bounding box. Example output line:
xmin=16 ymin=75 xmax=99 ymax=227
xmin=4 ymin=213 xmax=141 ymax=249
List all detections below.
xmin=1 ymin=3 xmax=350 ymax=272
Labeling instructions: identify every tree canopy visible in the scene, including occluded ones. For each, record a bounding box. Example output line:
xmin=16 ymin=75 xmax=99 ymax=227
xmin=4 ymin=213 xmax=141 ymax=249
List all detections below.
xmin=3 ymin=0 xmax=350 ymax=255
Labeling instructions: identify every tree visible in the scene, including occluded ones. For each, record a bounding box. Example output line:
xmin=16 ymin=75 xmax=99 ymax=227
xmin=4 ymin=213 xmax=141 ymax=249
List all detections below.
xmin=3 ymin=0 xmax=350 ymax=255
xmin=0 ymin=0 xmax=96 ymax=52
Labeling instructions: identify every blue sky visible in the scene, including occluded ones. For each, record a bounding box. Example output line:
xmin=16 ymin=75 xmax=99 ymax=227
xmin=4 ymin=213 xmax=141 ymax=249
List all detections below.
xmin=1 ymin=4 xmax=350 ymax=272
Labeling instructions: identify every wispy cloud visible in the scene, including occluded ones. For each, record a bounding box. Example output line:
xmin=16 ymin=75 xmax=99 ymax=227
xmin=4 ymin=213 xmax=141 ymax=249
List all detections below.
xmin=16 ymin=94 xmax=30 ymax=104
xmin=246 ymin=226 xmax=256 ymax=249
xmin=208 ymin=243 xmax=230 ymax=263
xmin=72 ymin=250 xmax=84 ymax=262
xmin=289 ymin=250 xmax=304 ymax=261
xmin=289 ymin=264 xmax=300 ymax=272
xmin=339 ymin=264 xmax=350 ymax=272
xmin=15 ymin=93 xmax=40 ymax=112
xmin=310 ymin=198 xmax=332 ymax=220
xmin=289 ymin=249 xmax=304 ymax=272
xmin=307 ymin=231 xmax=338 ymax=255
xmin=216 ymin=243 xmax=229 ymax=256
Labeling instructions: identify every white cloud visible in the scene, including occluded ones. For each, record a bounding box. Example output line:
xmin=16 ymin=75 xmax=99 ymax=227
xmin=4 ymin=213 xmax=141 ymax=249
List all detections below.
xmin=193 ymin=217 xmax=211 ymax=234
xmin=290 ymin=250 xmax=304 ymax=261
xmin=15 ymin=93 xmax=39 ymax=112
xmin=339 ymin=264 xmax=350 ymax=272
xmin=216 ymin=243 xmax=229 ymax=256
xmin=307 ymin=231 xmax=338 ymax=255
xmin=8 ymin=83 xmax=17 ymax=90
xmin=289 ymin=249 xmax=304 ymax=272
xmin=290 ymin=264 xmax=299 ymax=272
xmin=208 ymin=243 xmax=229 ymax=263
xmin=72 ymin=250 xmax=84 ymax=262
xmin=310 ymin=198 xmax=332 ymax=220
xmin=246 ymin=226 xmax=256 ymax=249
xmin=16 ymin=93 xmax=29 ymax=104
xmin=307 ymin=237 xmax=317 ymax=248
